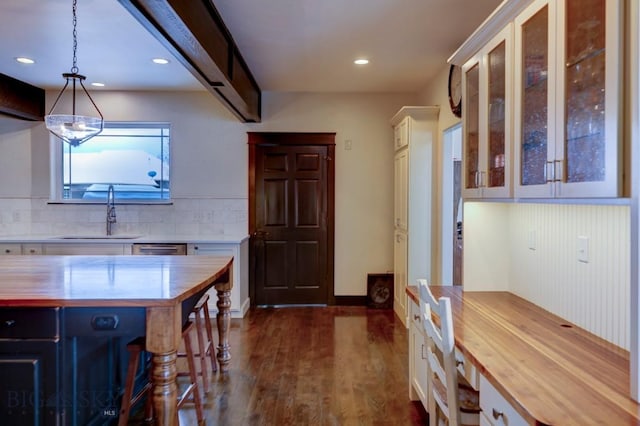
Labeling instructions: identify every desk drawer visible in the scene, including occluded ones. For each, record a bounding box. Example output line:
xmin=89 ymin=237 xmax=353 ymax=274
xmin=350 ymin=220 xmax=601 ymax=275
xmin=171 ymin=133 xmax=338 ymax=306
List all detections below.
xmin=479 ymin=374 xmax=527 ymax=426
xmin=0 ymin=308 xmax=59 ymax=339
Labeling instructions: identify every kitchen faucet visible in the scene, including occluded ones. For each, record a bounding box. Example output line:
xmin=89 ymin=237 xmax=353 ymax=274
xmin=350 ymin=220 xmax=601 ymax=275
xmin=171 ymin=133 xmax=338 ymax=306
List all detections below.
xmin=106 ymin=184 xmax=116 ymax=236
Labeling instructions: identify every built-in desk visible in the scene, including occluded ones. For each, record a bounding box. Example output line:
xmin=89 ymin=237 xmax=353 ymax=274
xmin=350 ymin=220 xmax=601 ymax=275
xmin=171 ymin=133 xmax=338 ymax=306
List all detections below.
xmin=0 ymin=255 xmax=233 ymax=426
xmin=407 ymin=286 xmax=640 ymax=425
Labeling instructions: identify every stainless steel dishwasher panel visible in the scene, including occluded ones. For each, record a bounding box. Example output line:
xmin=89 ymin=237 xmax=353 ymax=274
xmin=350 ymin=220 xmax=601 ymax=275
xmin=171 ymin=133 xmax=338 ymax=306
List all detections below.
xmin=131 ymin=243 xmax=187 ymax=255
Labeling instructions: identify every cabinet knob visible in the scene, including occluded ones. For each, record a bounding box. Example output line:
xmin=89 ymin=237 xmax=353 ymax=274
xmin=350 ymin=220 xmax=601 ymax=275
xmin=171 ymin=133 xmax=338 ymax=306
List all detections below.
xmin=413 ymin=314 xmax=420 ymax=322
xmin=492 ymin=408 xmax=504 ymax=420
xmin=29 ymin=249 xmax=36 ymax=254
xmin=4 ymin=249 xmax=10 ymax=254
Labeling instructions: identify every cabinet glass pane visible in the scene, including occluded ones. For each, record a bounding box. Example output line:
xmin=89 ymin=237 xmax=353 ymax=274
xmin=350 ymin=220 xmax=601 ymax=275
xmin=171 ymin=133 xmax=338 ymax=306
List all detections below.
xmin=465 ymin=63 xmax=480 ymax=189
xmin=521 ymin=6 xmax=548 ymax=186
xmin=565 ymin=0 xmax=605 ymax=183
xmin=488 ymin=41 xmax=506 ymax=188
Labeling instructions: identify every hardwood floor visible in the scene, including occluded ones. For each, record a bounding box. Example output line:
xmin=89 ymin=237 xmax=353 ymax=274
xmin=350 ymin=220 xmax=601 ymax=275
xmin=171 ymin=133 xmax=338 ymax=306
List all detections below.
xmin=176 ymin=306 xmax=428 ymax=425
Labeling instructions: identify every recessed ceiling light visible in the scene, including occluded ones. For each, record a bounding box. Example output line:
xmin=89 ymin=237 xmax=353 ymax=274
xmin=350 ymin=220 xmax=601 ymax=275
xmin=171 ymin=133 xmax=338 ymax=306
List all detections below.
xmin=91 ymin=82 xmax=105 ymax=87
xmin=152 ymin=58 xmax=170 ymax=65
xmin=15 ymin=57 xmax=35 ymax=64
xmin=354 ymin=58 xmax=369 ymax=65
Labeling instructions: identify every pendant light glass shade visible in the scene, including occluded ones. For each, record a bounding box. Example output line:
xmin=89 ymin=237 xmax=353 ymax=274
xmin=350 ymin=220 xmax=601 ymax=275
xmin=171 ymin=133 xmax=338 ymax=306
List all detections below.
xmin=45 ymin=0 xmax=103 ymax=147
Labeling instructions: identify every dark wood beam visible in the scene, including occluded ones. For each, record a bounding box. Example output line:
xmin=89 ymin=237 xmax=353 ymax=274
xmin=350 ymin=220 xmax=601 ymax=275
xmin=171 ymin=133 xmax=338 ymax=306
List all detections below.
xmin=118 ymin=0 xmax=261 ymax=123
xmin=0 ymin=73 xmax=45 ymax=121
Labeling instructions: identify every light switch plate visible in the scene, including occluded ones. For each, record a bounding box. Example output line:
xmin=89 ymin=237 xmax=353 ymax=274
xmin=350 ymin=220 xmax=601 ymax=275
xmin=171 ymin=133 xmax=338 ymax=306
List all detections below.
xmin=577 ymin=236 xmax=589 ymax=263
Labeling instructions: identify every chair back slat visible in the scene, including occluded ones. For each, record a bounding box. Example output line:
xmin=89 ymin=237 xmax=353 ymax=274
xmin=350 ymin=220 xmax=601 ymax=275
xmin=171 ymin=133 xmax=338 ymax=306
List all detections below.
xmin=417 ymin=279 xmax=464 ymax=426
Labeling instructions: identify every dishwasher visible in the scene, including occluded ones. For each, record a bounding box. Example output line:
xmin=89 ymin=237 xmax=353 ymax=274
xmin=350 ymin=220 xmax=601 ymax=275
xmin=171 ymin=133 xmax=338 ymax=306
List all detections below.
xmin=131 ymin=243 xmax=187 ymax=255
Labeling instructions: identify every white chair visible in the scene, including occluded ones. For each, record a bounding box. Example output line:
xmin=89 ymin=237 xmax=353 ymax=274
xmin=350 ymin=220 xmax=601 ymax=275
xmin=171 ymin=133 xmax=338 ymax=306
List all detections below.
xmin=418 ymin=278 xmax=480 ymax=426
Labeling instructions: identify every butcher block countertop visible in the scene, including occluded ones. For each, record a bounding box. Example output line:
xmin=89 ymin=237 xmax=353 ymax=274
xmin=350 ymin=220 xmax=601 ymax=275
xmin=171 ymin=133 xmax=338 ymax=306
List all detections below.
xmin=406 ymin=285 xmax=639 ymax=425
xmin=0 ymin=255 xmax=233 ymax=307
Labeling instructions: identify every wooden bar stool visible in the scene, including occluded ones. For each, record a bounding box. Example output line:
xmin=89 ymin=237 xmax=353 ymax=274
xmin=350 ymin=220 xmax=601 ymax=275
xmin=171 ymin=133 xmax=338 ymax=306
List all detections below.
xmin=119 ymin=321 xmax=204 ymax=425
xmin=190 ymin=293 xmax=217 ymax=394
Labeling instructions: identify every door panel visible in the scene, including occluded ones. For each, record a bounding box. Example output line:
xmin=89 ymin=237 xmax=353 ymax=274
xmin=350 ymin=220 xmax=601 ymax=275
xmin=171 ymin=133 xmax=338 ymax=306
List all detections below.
xmin=250 ymin=133 xmax=335 ymax=306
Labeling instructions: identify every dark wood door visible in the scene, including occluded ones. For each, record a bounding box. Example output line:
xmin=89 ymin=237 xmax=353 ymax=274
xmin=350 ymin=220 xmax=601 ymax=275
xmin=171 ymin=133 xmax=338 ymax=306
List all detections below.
xmin=249 ymin=133 xmax=335 ymax=306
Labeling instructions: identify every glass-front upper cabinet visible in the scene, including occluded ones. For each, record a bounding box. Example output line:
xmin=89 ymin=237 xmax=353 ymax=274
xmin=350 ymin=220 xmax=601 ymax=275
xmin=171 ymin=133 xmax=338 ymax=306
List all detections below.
xmin=462 ymin=25 xmax=512 ymax=199
xmin=514 ymin=0 xmax=621 ymax=198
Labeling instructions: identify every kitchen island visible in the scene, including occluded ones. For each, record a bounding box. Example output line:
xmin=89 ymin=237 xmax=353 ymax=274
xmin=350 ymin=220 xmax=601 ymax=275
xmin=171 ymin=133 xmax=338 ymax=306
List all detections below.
xmin=0 ymin=254 xmax=233 ymax=426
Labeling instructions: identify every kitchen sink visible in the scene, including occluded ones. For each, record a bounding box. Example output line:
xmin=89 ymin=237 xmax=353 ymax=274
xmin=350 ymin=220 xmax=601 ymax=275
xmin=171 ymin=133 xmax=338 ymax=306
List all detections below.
xmin=51 ymin=235 xmax=142 ymax=240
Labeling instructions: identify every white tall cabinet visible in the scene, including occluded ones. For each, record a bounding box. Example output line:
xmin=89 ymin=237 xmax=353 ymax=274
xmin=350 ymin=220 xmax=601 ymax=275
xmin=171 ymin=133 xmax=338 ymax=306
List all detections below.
xmin=392 ymin=106 xmax=439 ymax=326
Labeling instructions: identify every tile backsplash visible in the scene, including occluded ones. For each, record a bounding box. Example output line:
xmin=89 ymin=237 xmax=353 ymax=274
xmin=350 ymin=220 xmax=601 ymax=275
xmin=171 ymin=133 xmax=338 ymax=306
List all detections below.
xmin=0 ymin=197 xmax=248 ymax=237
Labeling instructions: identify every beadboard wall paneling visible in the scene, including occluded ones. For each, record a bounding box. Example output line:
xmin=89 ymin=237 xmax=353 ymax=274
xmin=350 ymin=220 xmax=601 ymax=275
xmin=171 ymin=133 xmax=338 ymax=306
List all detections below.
xmin=508 ymin=204 xmax=630 ymax=350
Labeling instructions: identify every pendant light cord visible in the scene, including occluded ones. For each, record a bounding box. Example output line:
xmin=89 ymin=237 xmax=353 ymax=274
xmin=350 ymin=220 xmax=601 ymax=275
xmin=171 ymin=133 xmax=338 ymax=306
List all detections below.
xmin=71 ymin=0 xmax=78 ymax=74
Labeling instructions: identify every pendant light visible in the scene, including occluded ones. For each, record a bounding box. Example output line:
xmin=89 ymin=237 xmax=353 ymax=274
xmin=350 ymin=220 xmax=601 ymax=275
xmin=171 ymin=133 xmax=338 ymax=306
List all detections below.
xmin=45 ymin=0 xmax=103 ymax=147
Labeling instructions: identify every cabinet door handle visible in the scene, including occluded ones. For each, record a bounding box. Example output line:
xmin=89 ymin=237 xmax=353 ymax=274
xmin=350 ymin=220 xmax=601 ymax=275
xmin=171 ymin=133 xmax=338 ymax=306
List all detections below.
xmin=4 ymin=319 xmax=15 ymax=327
xmin=413 ymin=314 xmax=420 ymax=322
xmin=492 ymin=408 xmax=504 ymax=420
xmin=421 ymin=344 xmax=427 ymax=360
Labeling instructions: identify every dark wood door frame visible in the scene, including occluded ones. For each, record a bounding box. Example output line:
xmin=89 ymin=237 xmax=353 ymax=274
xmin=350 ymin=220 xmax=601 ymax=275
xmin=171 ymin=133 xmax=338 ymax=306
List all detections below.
xmin=248 ymin=132 xmax=336 ymax=306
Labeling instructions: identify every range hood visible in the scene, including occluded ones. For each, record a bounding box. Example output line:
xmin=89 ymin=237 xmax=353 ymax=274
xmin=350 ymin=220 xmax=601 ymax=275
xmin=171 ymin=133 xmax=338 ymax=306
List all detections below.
xmin=0 ymin=73 xmax=45 ymax=121
xmin=118 ymin=0 xmax=261 ymax=123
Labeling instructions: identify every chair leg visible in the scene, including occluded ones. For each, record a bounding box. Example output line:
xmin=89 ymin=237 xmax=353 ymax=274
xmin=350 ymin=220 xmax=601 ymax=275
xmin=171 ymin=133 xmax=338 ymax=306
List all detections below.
xmin=119 ymin=342 xmax=141 ymax=426
xmin=194 ymin=306 xmax=210 ymax=394
xmin=178 ymin=321 xmax=204 ymax=424
xmin=119 ymin=338 xmax=152 ymax=426
xmin=202 ymin=299 xmax=218 ymax=373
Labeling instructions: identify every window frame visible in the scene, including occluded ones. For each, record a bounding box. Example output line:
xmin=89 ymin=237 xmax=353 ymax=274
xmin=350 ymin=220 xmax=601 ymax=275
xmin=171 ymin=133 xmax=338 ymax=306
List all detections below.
xmin=49 ymin=121 xmax=173 ymax=205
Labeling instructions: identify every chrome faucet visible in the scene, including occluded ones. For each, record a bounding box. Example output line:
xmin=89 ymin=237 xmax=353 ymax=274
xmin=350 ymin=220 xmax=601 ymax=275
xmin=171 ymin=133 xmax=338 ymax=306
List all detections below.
xmin=106 ymin=184 xmax=116 ymax=236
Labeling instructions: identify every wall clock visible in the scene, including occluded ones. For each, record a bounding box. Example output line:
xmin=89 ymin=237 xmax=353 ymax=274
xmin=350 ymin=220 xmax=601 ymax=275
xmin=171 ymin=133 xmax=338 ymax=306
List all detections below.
xmin=448 ymin=64 xmax=462 ymax=118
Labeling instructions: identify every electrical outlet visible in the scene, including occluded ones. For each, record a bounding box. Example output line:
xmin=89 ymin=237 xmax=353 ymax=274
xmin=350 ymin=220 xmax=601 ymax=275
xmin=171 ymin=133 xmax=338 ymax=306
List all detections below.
xmin=345 ymin=139 xmax=352 ymax=150
xmin=577 ymin=236 xmax=589 ymax=263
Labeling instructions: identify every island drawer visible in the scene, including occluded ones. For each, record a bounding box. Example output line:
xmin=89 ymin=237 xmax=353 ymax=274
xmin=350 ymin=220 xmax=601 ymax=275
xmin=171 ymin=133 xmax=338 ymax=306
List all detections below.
xmin=0 ymin=308 xmax=59 ymax=339
xmin=63 ymin=307 xmax=146 ymax=337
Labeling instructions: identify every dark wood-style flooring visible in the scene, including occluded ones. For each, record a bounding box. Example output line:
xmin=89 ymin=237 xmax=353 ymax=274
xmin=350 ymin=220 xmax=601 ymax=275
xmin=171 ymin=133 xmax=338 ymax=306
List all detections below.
xmin=175 ymin=306 xmax=428 ymax=425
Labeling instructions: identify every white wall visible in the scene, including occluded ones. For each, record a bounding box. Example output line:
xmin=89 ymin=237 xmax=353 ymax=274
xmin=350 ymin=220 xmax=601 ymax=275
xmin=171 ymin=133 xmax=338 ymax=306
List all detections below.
xmin=0 ymin=90 xmax=417 ymax=297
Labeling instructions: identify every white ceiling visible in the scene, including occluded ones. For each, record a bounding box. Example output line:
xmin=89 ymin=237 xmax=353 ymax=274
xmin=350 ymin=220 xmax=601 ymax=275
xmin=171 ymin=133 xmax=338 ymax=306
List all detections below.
xmin=0 ymin=0 xmax=502 ymax=93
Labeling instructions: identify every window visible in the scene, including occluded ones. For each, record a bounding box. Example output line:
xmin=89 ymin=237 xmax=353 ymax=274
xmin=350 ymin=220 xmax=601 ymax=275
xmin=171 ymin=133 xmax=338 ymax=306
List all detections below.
xmin=52 ymin=122 xmax=171 ymax=203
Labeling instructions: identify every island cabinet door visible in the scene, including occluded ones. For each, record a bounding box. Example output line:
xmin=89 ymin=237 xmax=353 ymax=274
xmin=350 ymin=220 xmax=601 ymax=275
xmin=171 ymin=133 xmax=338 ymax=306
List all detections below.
xmin=0 ymin=340 xmax=60 ymax=425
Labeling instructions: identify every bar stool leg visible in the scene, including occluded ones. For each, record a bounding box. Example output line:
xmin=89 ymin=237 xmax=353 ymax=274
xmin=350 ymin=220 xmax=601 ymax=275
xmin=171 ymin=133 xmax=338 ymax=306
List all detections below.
xmin=202 ymin=298 xmax=218 ymax=373
xmin=178 ymin=322 xmax=204 ymax=423
xmin=119 ymin=338 xmax=153 ymax=426
xmin=194 ymin=307 xmax=210 ymax=394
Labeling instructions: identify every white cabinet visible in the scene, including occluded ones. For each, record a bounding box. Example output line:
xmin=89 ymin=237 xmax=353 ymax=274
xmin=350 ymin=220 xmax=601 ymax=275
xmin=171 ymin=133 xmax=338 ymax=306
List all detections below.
xmin=0 ymin=244 xmax=22 ymax=255
xmin=479 ymin=374 xmax=527 ymax=426
xmin=391 ymin=106 xmax=439 ymax=326
xmin=188 ymin=239 xmax=249 ymax=318
xmin=513 ymin=0 xmax=622 ymax=198
xmin=42 ymin=243 xmax=130 ymax=255
xmin=408 ymin=298 xmax=429 ymax=407
xmin=462 ymin=24 xmax=513 ymax=199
